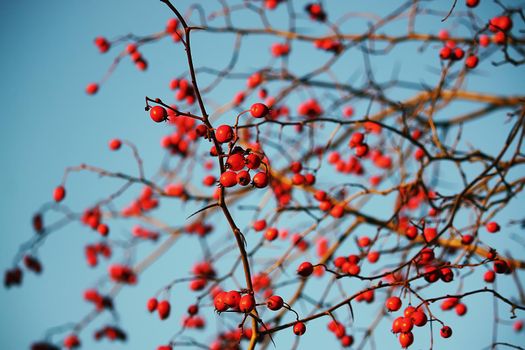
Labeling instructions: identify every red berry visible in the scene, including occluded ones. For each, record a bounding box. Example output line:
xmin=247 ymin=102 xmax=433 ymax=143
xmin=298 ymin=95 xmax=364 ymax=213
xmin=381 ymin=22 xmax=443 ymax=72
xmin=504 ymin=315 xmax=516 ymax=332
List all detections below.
xmin=250 ymin=103 xmax=269 ymax=118
xmin=227 ymin=153 xmax=245 ymax=171
xmin=440 ymin=325 xmax=453 ymax=338
xmin=466 ymin=0 xmax=479 ymax=7
xmin=266 ymin=295 xmax=284 ymax=310
xmin=486 ymin=221 xmax=500 ymax=233
xmin=238 ymin=294 xmax=255 ymax=313
xmin=108 ymin=139 xmax=122 ymax=151
xmin=484 ymin=270 xmax=496 ymax=283
xmin=246 ymin=153 xmax=262 ymax=169
xmin=297 ymin=262 xmax=314 ymax=277
xmin=385 ymin=296 xmax=402 ymax=312
xmin=293 ymin=322 xmax=306 ymax=336
xmin=399 ymin=332 xmax=414 ymax=348
xmin=85 ymin=83 xmax=99 ymax=95
xmin=252 ymin=172 xmax=269 ymax=188
xmin=214 ymin=291 xmax=229 ymax=312
xmin=253 ymin=220 xmax=267 ymax=231
xmin=187 ymin=304 xmax=199 ymax=315
xmin=150 ymin=106 xmax=167 ymax=123
xmin=349 ymin=132 xmax=365 ymax=148
xmin=157 ymin=300 xmax=171 ymax=320
xmin=215 ymin=125 xmax=234 ymax=143
xmin=220 ymin=171 xmax=238 ymax=188
xmin=265 ymin=227 xmax=278 ymax=241
xmin=455 ymin=303 xmax=467 ymax=316
xmin=147 ymin=298 xmax=158 ymax=312
xmin=411 ymin=310 xmax=428 ymax=327
xmin=53 ymin=186 xmax=66 ymax=202
xmin=224 ymin=290 xmax=241 ymax=309
xmin=465 ymin=55 xmax=479 ymax=69
xmin=237 ymin=170 xmax=251 ymax=186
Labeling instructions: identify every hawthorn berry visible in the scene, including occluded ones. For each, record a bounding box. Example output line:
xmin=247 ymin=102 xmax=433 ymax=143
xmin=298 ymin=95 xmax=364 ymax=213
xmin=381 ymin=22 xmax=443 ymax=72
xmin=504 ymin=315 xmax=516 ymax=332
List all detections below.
xmin=215 ymin=125 xmax=234 ymax=143
xmin=238 ymin=294 xmax=255 ymax=313
xmin=385 ymin=296 xmax=402 ymax=312
xmin=440 ymin=325 xmax=453 ymax=338
xmin=297 ymin=262 xmax=314 ymax=277
xmin=266 ymin=295 xmax=284 ymax=310
xmin=227 ymin=153 xmax=245 ymax=171
xmin=214 ymin=291 xmax=229 ymax=312
xmin=53 ymin=186 xmax=66 ymax=202
xmin=486 ymin=221 xmax=500 ymax=233
xmin=465 ymin=55 xmax=479 ymax=69
xmin=466 ymin=0 xmax=479 ymax=7
xmin=108 ymin=139 xmax=122 ymax=150
xmin=252 ymin=172 xmax=269 ymax=188
xmin=293 ymin=322 xmax=306 ymax=336
xmin=85 ymin=83 xmax=99 ymax=95
xmin=220 ymin=171 xmax=238 ymax=188
xmin=237 ymin=171 xmax=251 ymax=186
xmin=398 ymin=332 xmax=414 ymax=348
xmin=149 ymin=106 xmax=168 ymax=123
xmin=250 ymin=103 xmax=269 ymax=118
xmin=157 ymin=300 xmax=171 ymax=320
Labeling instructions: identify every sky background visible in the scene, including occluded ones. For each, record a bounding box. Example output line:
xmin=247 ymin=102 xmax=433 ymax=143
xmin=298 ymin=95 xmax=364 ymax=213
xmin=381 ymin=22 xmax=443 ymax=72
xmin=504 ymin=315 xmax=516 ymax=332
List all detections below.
xmin=0 ymin=0 xmax=524 ymax=349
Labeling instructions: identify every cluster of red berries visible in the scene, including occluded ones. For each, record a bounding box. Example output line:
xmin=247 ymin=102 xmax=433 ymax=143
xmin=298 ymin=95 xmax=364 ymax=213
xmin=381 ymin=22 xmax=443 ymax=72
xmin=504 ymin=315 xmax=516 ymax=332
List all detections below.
xmin=147 ymin=297 xmax=171 ymax=320
xmin=121 ymin=186 xmax=159 ymax=217
xmin=84 ymin=288 xmax=113 ymax=311
xmin=132 ymin=225 xmax=159 ymax=241
xmin=488 ymin=15 xmax=513 ymax=45
xmin=184 ymin=221 xmax=214 ymax=236
xmin=314 ymin=38 xmax=343 ymax=53
xmin=170 ymin=78 xmax=196 ymax=105
xmin=85 ymin=242 xmax=111 ymax=267
xmin=289 ymin=161 xmax=316 ymax=186
xmin=80 ymin=206 xmax=110 ymax=236
xmin=327 ymin=320 xmax=354 ymax=347
xmin=333 ymin=254 xmax=362 ymax=275
xmin=327 ymin=152 xmax=364 ymax=175
xmin=349 ymin=132 xmax=369 ymax=158
xmin=251 ymin=272 xmax=273 ymax=296
xmin=4 ymin=267 xmax=23 ymax=288
xmin=440 ymin=297 xmax=468 ymax=316
xmin=93 ymin=325 xmax=127 ymax=342
xmin=94 ymin=36 xmax=110 ymax=53
xmin=190 ymin=261 xmax=216 ymax=291
xmin=126 ymin=43 xmax=148 ymax=71
xmin=388 ymin=301 xmax=431 ymax=348
xmin=166 ymin=18 xmax=183 ymax=42
xmin=108 ymin=264 xmax=137 ymax=284
xmin=214 ymin=290 xmax=256 ymax=313
xmin=219 ymin=148 xmax=269 ymax=189
xmin=297 ymin=98 xmax=323 ymax=118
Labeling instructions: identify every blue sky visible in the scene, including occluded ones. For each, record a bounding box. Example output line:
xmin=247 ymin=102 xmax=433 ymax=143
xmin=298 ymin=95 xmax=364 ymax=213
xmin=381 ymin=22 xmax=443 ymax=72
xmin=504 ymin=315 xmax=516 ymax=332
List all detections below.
xmin=1 ymin=0 xmax=524 ymax=349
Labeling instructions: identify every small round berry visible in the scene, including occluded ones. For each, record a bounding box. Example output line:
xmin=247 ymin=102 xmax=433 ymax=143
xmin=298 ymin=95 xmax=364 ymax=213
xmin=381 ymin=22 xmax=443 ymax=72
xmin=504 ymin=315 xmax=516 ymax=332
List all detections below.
xmin=215 ymin=125 xmax=234 ymax=143
xmin=385 ymin=296 xmax=402 ymax=312
xmin=237 ymin=171 xmax=251 ymax=186
xmin=150 ymin=106 xmax=168 ymax=123
xmin=466 ymin=0 xmax=480 ymax=7
xmin=266 ymin=295 xmax=284 ymax=311
xmin=238 ymin=294 xmax=255 ymax=313
xmin=147 ymin=298 xmax=158 ymax=312
xmin=85 ymin=83 xmax=99 ymax=95
xmin=157 ymin=300 xmax=171 ymax=320
xmin=440 ymin=325 xmax=453 ymax=338
xmin=293 ymin=322 xmax=306 ymax=336
xmin=264 ymin=227 xmax=278 ymax=241
xmin=187 ymin=304 xmax=199 ymax=315
xmin=227 ymin=153 xmax=245 ymax=171
xmin=250 ymin=103 xmax=269 ymax=118
xmin=252 ymin=172 xmax=269 ymax=188
xmin=214 ymin=292 xmax=229 ymax=312
xmin=398 ymin=332 xmax=414 ymax=348
xmin=53 ymin=186 xmax=66 ymax=202
xmin=108 ymin=139 xmax=122 ymax=151
xmin=486 ymin=221 xmax=500 ymax=233
xmin=465 ymin=55 xmax=479 ymax=69
xmin=224 ymin=290 xmax=241 ymax=309
xmin=220 ymin=171 xmax=238 ymax=188
xmin=297 ymin=262 xmax=314 ymax=277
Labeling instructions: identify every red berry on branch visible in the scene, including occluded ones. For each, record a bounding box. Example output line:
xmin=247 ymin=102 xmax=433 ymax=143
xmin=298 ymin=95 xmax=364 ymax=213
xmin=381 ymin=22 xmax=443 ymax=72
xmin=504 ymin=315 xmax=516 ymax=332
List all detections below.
xmin=250 ymin=103 xmax=269 ymax=118
xmin=53 ymin=186 xmax=66 ymax=202
xmin=215 ymin=125 xmax=234 ymax=143
xmin=149 ymin=106 xmax=168 ymax=123
xmin=297 ymin=262 xmax=314 ymax=277
xmin=85 ymin=83 xmax=99 ymax=95
xmin=293 ymin=322 xmax=306 ymax=336
xmin=440 ymin=325 xmax=453 ymax=338
xmin=385 ymin=296 xmax=402 ymax=312
xmin=108 ymin=139 xmax=122 ymax=151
